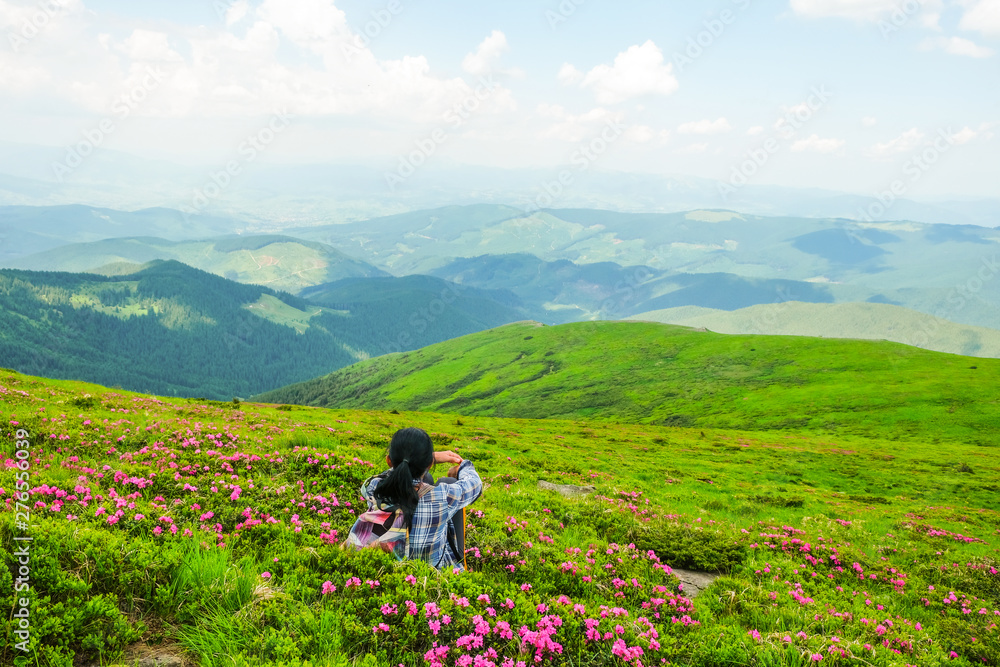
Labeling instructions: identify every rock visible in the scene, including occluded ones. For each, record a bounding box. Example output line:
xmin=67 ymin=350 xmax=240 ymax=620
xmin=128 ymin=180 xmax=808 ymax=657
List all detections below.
xmin=83 ymin=657 xmax=184 ymax=667
xmin=670 ymin=567 xmax=719 ymax=598
xmin=139 ymin=658 xmax=184 ymax=667
xmin=537 ymin=480 xmax=596 ymax=498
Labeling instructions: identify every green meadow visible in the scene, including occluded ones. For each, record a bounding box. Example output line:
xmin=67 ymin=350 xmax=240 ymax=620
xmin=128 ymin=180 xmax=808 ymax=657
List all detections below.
xmin=1 ymin=359 xmax=998 ymax=666
xmin=256 ymin=321 xmax=1000 ymax=447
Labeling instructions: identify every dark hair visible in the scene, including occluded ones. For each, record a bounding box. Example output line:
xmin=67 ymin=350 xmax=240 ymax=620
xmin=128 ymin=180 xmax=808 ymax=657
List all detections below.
xmin=373 ymin=427 xmax=434 ymax=528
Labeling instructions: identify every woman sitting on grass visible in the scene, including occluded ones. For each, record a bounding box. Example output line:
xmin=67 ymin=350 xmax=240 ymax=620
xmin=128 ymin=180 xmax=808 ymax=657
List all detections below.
xmin=348 ymin=427 xmax=482 ymax=570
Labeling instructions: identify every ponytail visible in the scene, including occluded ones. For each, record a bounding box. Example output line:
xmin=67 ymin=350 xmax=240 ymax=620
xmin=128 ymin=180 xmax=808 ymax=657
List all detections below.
xmin=373 ymin=427 xmax=434 ymax=528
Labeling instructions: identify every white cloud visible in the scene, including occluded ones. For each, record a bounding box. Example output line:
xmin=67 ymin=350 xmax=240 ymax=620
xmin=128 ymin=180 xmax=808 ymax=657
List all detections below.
xmin=862 ymin=116 xmax=878 ymax=127
xmin=867 ymin=128 xmax=925 ymax=157
xmin=462 ymin=30 xmax=508 ymax=76
xmin=951 ymin=126 xmax=978 ymax=144
xmin=920 ymin=11 xmax=943 ymax=29
xmin=557 ymin=63 xmax=583 ymax=86
xmin=119 ymin=29 xmax=184 ymax=62
xmin=0 ymin=0 xmax=521 ymax=123
xmin=958 ymin=0 xmax=1000 ymax=36
xmin=920 ymin=35 xmax=995 ymax=57
xmin=791 ymin=134 xmax=846 ymax=153
xmin=225 ymin=0 xmax=250 ymax=26
xmin=577 ymin=40 xmax=679 ymax=104
xmin=677 ymin=117 xmax=731 ymax=135
xmin=0 ymin=0 xmax=82 ymax=30
xmin=789 ymin=0 xmax=946 ymax=25
xmin=746 ymin=125 xmax=764 ymax=136
xmin=789 ymin=0 xmax=907 ymax=21
xmin=256 ymin=0 xmax=352 ymax=51
xmin=537 ymin=104 xmax=617 ymax=142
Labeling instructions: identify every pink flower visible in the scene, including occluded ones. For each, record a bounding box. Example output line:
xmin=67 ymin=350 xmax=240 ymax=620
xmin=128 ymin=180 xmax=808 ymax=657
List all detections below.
xmin=261 ymin=572 xmax=272 ymax=579
xmin=428 ymin=620 xmax=441 ymax=635
xmin=321 ymin=581 xmax=336 ymax=595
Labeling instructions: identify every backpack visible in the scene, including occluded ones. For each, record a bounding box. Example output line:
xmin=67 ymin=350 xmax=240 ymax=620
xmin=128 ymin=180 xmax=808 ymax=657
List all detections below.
xmin=345 ymin=479 xmax=434 ymax=560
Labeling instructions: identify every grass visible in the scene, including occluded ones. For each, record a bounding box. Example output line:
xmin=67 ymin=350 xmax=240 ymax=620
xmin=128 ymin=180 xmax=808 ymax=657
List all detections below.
xmin=0 ymin=366 xmax=997 ymax=665
xmin=254 ymin=320 xmax=1000 ymax=447
xmin=244 ymin=294 xmax=330 ymax=334
xmin=628 ymin=302 xmax=1000 ymax=359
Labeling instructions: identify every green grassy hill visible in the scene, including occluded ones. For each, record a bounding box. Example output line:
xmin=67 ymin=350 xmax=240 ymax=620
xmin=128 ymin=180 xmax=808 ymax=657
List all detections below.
xmin=0 ymin=263 xmax=530 ymax=399
xmin=628 ymin=301 xmax=1000 ymax=358
xmin=2 ymin=369 xmax=998 ymax=666
xmin=0 ymin=261 xmax=361 ymax=398
xmin=5 ymin=235 xmax=388 ymax=294
xmin=254 ymin=320 xmax=1000 ymax=446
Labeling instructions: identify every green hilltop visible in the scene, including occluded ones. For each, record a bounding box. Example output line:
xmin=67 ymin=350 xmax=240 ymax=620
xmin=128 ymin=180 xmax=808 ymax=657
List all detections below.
xmin=6 ymin=235 xmax=388 ymax=294
xmin=628 ymin=301 xmax=1000 ymax=358
xmin=254 ymin=320 xmax=1000 ymax=446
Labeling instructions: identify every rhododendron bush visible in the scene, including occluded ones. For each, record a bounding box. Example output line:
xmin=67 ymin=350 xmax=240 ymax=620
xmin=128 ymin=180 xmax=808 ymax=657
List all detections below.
xmin=1 ymin=373 xmax=998 ymax=666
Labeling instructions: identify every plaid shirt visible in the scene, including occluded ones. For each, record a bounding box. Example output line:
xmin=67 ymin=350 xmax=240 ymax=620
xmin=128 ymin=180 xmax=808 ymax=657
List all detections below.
xmin=360 ymin=459 xmax=482 ymax=570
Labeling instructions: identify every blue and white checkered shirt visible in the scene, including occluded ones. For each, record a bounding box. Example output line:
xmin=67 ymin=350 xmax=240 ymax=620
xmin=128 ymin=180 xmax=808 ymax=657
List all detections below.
xmin=360 ymin=459 xmax=482 ymax=570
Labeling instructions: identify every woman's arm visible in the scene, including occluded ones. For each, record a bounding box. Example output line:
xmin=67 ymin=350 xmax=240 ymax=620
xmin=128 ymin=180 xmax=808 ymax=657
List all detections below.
xmin=441 ymin=459 xmax=483 ymax=511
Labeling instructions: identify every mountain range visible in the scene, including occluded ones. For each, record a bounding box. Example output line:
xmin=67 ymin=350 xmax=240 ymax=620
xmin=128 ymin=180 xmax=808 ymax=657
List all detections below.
xmin=1 ymin=140 xmax=998 ymax=228
xmin=3 ymin=234 xmax=387 ymax=294
xmin=0 ymin=261 xmax=521 ymax=398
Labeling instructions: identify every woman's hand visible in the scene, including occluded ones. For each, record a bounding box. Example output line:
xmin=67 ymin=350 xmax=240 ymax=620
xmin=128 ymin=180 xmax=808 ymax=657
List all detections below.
xmin=433 ymin=450 xmax=463 ymax=465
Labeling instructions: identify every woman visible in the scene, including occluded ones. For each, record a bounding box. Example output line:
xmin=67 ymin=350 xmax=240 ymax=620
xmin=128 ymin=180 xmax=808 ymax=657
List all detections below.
xmin=348 ymin=427 xmax=482 ymax=570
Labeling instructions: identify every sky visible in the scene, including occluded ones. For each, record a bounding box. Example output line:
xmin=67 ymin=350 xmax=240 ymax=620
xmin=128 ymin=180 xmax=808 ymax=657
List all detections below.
xmin=0 ymin=0 xmax=998 ymax=198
